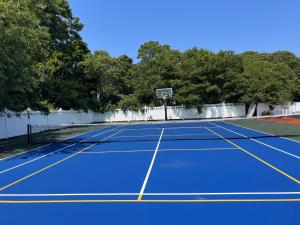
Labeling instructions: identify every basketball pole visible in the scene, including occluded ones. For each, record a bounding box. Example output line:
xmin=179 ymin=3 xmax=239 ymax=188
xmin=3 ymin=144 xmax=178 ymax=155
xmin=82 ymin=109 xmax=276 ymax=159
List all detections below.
xmin=163 ymin=99 xmax=168 ymax=121
xmin=156 ymin=88 xmax=172 ymax=121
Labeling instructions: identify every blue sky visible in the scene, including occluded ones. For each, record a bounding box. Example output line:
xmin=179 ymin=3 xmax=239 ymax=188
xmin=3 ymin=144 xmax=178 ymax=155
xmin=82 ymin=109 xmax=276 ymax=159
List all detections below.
xmin=69 ymin=0 xmax=300 ymax=60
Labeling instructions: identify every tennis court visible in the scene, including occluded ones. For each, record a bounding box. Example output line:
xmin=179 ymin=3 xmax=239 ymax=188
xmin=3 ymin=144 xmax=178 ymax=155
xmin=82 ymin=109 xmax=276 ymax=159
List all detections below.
xmin=0 ymin=119 xmax=300 ymax=225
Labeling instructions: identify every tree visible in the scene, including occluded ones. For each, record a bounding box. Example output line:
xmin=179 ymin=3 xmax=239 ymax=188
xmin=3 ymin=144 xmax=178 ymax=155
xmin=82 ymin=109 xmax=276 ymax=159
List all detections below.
xmin=1 ymin=0 xmax=300 ymax=114
xmin=174 ymin=49 xmax=243 ymax=110
xmin=0 ymin=0 xmax=49 ymax=111
xmin=131 ymin=41 xmax=180 ymax=107
xmin=37 ymin=0 xmax=90 ymax=110
xmin=84 ymin=51 xmax=114 ymax=104
xmin=83 ymin=51 xmax=133 ymax=111
xmin=237 ymin=61 xmax=297 ymax=109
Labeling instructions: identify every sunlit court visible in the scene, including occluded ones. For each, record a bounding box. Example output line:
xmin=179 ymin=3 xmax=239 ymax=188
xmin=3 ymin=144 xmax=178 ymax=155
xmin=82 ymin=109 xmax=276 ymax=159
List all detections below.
xmin=0 ymin=119 xmax=300 ymax=224
xmin=2 ymin=0 xmax=300 ymax=224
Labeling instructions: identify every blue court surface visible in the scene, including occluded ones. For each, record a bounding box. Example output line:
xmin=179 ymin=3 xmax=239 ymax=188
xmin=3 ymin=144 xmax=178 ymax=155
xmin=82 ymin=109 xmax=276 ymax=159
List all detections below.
xmin=0 ymin=121 xmax=300 ymax=225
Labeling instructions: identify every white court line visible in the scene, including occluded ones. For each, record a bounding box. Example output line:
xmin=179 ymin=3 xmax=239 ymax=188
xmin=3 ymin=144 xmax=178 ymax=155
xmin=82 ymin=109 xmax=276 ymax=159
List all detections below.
xmin=159 ymin=148 xmax=237 ymax=152
xmin=165 ymin=126 xmax=217 ymax=129
xmin=80 ymin=150 xmax=155 ymax=154
xmin=210 ymin=122 xmax=300 ymax=160
xmin=79 ymin=147 xmax=238 ymax=155
xmin=138 ymin=128 xmax=164 ymax=200
xmin=0 ymin=126 xmax=122 ymax=175
xmin=224 ymin=121 xmax=300 ymax=144
xmin=1 ymin=191 xmax=299 ymax=197
xmin=119 ymin=126 xmax=216 ymax=131
xmin=115 ymin=133 xmax=214 ymax=138
xmin=0 ymin=125 xmax=113 ymax=161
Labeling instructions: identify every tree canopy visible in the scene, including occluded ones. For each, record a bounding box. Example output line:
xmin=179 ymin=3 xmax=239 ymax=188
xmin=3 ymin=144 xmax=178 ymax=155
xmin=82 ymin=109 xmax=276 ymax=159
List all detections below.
xmin=1 ymin=0 xmax=300 ymax=113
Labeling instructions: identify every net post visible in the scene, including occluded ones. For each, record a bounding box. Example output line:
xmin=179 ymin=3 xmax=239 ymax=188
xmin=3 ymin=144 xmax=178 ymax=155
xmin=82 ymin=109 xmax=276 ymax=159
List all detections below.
xmin=27 ymin=124 xmax=32 ymax=145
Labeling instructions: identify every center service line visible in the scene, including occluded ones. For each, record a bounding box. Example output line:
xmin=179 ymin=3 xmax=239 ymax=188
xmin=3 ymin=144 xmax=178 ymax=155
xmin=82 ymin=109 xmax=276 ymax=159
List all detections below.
xmin=138 ymin=128 xmax=164 ymax=201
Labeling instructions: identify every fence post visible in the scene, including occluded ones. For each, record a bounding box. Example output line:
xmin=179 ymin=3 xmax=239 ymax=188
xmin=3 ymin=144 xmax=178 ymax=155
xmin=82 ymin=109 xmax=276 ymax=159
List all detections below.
xmin=222 ymin=102 xmax=226 ymax=119
xmin=27 ymin=108 xmax=31 ymax=126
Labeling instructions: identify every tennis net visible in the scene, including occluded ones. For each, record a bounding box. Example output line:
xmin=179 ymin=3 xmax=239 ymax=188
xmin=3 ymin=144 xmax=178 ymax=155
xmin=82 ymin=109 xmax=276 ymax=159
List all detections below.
xmin=26 ymin=115 xmax=300 ymax=145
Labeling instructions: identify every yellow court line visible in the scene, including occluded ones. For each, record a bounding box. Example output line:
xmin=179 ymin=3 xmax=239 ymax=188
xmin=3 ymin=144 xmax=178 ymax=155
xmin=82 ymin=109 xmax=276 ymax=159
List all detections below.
xmin=0 ymin=129 xmax=125 ymax=191
xmin=1 ymin=198 xmax=300 ymax=204
xmin=205 ymin=127 xmax=300 ymax=185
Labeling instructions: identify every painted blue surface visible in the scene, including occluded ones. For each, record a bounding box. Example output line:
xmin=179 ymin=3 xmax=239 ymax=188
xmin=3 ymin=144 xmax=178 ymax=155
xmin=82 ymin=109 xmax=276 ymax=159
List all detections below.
xmin=228 ymin=124 xmax=300 ymax=158
xmin=1 ymin=202 xmax=300 ymax=225
xmin=164 ymin=127 xmax=212 ymax=135
xmin=0 ymin=121 xmax=300 ymax=225
xmin=159 ymin=139 xmax=234 ymax=149
xmin=259 ymin=137 xmax=300 ymax=157
xmin=0 ymin=126 xmax=116 ymax=171
xmin=145 ymin=150 xmax=300 ymax=193
xmin=2 ymin=152 xmax=152 ymax=194
xmin=85 ymin=140 xmax=157 ymax=151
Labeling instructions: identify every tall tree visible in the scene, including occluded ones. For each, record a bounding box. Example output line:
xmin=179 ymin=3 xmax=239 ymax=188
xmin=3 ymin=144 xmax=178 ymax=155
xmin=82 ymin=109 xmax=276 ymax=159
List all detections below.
xmin=37 ymin=0 xmax=90 ymax=110
xmin=0 ymin=0 xmax=49 ymax=111
xmin=174 ymin=48 xmax=243 ymax=110
xmin=237 ymin=60 xmax=297 ymax=109
xmin=131 ymin=41 xmax=180 ymax=106
xmin=84 ymin=51 xmax=133 ymax=111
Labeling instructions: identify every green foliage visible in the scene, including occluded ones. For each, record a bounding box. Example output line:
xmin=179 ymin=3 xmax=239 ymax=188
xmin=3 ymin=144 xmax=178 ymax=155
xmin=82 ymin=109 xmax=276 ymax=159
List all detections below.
xmin=261 ymin=110 xmax=273 ymax=116
xmin=237 ymin=60 xmax=297 ymax=107
xmin=0 ymin=0 xmax=50 ymax=111
xmin=1 ymin=1 xmax=300 ymax=113
xmin=36 ymin=0 xmax=89 ymax=111
xmin=83 ymin=51 xmax=133 ymax=111
xmin=132 ymin=41 xmax=180 ymax=106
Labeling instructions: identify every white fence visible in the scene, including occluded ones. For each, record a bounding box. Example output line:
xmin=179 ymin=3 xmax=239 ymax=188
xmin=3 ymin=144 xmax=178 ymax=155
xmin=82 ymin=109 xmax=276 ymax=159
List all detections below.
xmin=0 ymin=109 xmax=98 ymax=139
xmin=95 ymin=103 xmax=246 ymax=122
xmin=257 ymin=102 xmax=300 ymax=116
xmin=0 ymin=103 xmax=246 ymax=139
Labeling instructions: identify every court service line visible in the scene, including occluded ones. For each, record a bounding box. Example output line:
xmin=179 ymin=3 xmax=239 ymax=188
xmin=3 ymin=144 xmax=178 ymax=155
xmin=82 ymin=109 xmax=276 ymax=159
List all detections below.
xmin=0 ymin=125 xmax=112 ymax=161
xmin=210 ymin=122 xmax=300 ymax=160
xmin=115 ymin=133 xmax=214 ymax=138
xmin=1 ymin=199 xmax=300 ymax=204
xmin=159 ymin=148 xmax=237 ymax=152
xmin=1 ymin=191 xmax=300 ymax=197
xmin=119 ymin=126 xmax=216 ymax=131
xmin=80 ymin=150 xmax=155 ymax=154
xmin=79 ymin=147 xmax=238 ymax=155
xmin=224 ymin=121 xmax=300 ymax=145
xmin=0 ymin=126 xmax=121 ymax=175
xmin=138 ymin=128 xmax=164 ymax=201
xmin=0 ymin=129 xmax=124 ymax=191
xmin=206 ymin=127 xmax=300 ymax=185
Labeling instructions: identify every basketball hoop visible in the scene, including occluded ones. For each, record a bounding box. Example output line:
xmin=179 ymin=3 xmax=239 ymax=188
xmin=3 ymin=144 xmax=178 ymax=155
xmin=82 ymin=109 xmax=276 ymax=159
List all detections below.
xmin=161 ymin=92 xmax=168 ymax=100
xmin=156 ymin=88 xmax=173 ymax=99
xmin=156 ymin=88 xmax=173 ymax=121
